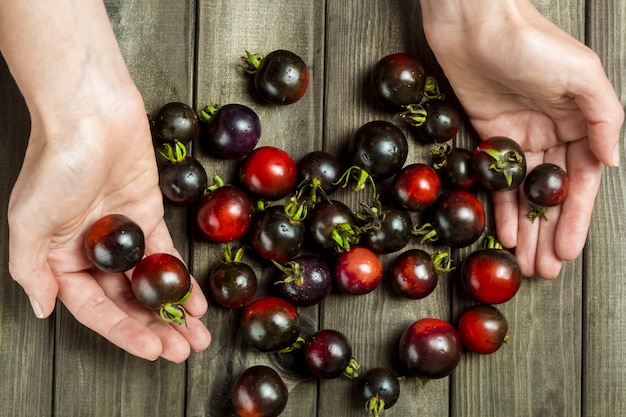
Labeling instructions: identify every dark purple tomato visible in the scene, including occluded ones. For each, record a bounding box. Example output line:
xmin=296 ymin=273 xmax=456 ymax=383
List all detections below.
xmin=391 ymin=163 xmax=441 ymax=211
xmin=249 ymin=205 xmax=305 ymax=263
xmin=432 ymin=146 xmax=476 ymax=190
xmin=457 ymin=304 xmax=509 ymax=354
xmin=474 ymin=136 xmax=527 ymax=191
xmin=131 ymin=253 xmax=191 ymax=325
xmin=296 ymin=150 xmax=342 ymax=204
xmin=304 ymin=329 xmax=357 ymax=379
xmin=84 ymin=213 xmax=145 ymax=273
xmin=428 ymin=190 xmax=486 ymax=248
xmin=231 ymin=365 xmax=288 ymax=417
xmin=209 ymin=260 xmax=257 ymax=309
xmin=348 ymin=120 xmax=408 ymax=180
xmin=201 ymin=103 xmax=261 ymax=159
xmin=359 ymin=367 xmax=401 ymax=417
xmin=390 ymin=249 xmax=439 ymax=300
xmin=240 ymin=296 xmax=300 ymax=352
xmin=308 ymin=199 xmax=359 ymax=253
xmin=398 ymin=318 xmax=462 ymax=379
xmin=404 ymin=99 xmax=460 ymax=144
xmin=523 ymin=163 xmax=569 ymax=222
xmin=273 ymin=255 xmax=333 ymax=307
xmin=196 ymin=185 xmax=254 ymax=243
xmin=151 ymin=101 xmax=199 ymax=145
xmin=159 ymin=156 xmax=208 ymax=205
xmin=460 ymin=248 xmax=522 ymax=304
xmin=371 ymin=53 xmax=426 ymax=111
xmin=333 ymin=246 xmax=383 ymax=295
xmin=360 ymin=206 xmax=412 ymax=254
xmin=245 ymin=50 xmax=310 ymax=105
xmin=239 ymin=146 xmax=297 ymax=201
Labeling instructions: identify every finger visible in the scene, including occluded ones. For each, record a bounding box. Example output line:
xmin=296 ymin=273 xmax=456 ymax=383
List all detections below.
xmin=492 ymin=189 xmax=519 ymax=249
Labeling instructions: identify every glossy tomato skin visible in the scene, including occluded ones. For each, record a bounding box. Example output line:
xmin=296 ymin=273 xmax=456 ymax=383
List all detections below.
xmin=430 ymin=190 xmax=486 ymax=247
xmin=239 ymin=146 xmax=297 ymax=201
xmin=209 ymin=261 xmax=257 ymax=309
xmin=203 ymin=103 xmax=261 ymax=159
xmin=359 ymin=368 xmax=401 ymax=414
xmin=523 ymin=163 xmax=569 ymax=208
xmin=249 ymin=205 xmax=305 ymax=263
xmin=240 ymin=296 xmax=300 ymax=352
xmin=231 ymin=365 xmax=288 ymax=417
xmin=371 ymin=53 xmax=425 ymax=111
xmin=461 ymin=248 xmax=522 ymax=304
xmin=391 ymin=163 xmax=441 ymax=211
xmin=432 ymin=147 xmax=476 ymax=190
xmin=360 ymin=206 xmax=412 ymax=254
xmin=348 ymin=120 xmax=408 ymax=180
xmin=196 ymin=185 xmax=254 ymax=243
xmin=131 ymin=253 xmax=191 ymax=311
xmin=414 ymin=99 xmax=460 ymax=144
xmin=253 ymin=50 xmax=310 ymax=105
xmin=152 ymin=102 xmax=199 ymax=145
xmin=273 ymin=255 xmax=333 ymax=307
xmin=399 ymin=318 xmax=462 ymax=379
xmin=308 ymin=199 xmax=357 ymax=252
xmin=333 ymin=246 xmax=383 ymax=295
xmin=304 ymin=329 xmax=353 ymax=379
xmin=457 ymin=304 xmax=509 ymax=354
xmin=84 ymin=213 xmax=145 ymax=273
xmin=296 ymin=150 xmax=342 ymax=202
xmin=159 ymin=156 xmax=208 ymax=205
xmin=390 ymin=249 xmax=439 ymax=299
xmin=473 ymin=136 xmax=527 ymax=191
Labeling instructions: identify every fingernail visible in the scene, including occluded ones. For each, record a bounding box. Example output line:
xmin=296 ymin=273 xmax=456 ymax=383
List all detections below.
xmin=29 ymin=297 xmax=45 ymax=319
xmin=612 ymin=145 xmax=620 ymax=167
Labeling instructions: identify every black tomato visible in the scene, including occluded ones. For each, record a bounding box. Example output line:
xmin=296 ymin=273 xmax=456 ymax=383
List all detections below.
xmin=347 ymin=120 xmax=408 ymax=180
xmin=333 ymin=246 xmax=383 ymax=295
xmin=240 ymin=296 xmax=300 ymax=352
xmin=398 ymin=318 xmax=462 ymax=379
xmin=523 ymin=162 xmax=569 ymax=222
xmin=273 ymin=255 xmax=333 ymax=307
xmin=390 ymin=249 xmax=452 ymax=300
xmin=308 ymin=199 xmax=359 ymax=253
xmin=473 ymin=136 xmax=527 ymax=191
xmin=370 ymin=53 xmax=426 ymax=111
xmin=199 ymin=103 xmax=261 ymax=159
xmin=360 ymin=206 xmax=412 ymax=254
xmin=426 ymin=190 xmax=486 ymax=248
xmin=131 ymin=253 xmax=191 ymax=325
xmin=245 ymin=50 xmax=310 ymax=105
xmin=231 ymin=365 xmax=288 ymax=417
xmin=461 ymin=247 xmax=522 ymax=304
xmin=391 ymin=163 xmax=441 ymax=212
xmin=359 ymin=367 xmax=401 ymax=417
xmin=196 ymin=185 xmax=254 ymax=243
xmin=403 ymin=99 xmax=460 ymax=144
xmin=151 ymin=101 xmax=199 ymax=145
xmin=239 ymin=146 xmax=297 ymax=201
xmin=159 ymin=156 xmax=208 ymax=205
xmin=304 ymin=329 xmax=359 ymax=379
xmin=457 ymin=304 xmax=509 ymax=354
xmin=84 ymin=213 xmax=145 ymax=273
xmin=208 ymin=246 xmax=257 ymax=309
xmin=296 ymin=150 xmax=343 ymax=205
xmin=249 ymin=205 xmax=305 ymax=263
xmin=432 ymin=146 xmax=476 ymax=190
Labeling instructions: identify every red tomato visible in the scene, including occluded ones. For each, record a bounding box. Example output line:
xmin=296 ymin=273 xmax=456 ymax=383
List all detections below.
xmin=196 ymin=185 xmax=254 ymax=243
xmin=391 ymin=163 xmax=441 ymax=211
xmin=457 ymin=304 xmax=509 ymax=354
xmin=333 ymin=246 xmax=383 ymax=295
xmin=460 ymin=248 xmax=522 ymax=304
xmin=239 ymin=146 xmax=297 ymax=200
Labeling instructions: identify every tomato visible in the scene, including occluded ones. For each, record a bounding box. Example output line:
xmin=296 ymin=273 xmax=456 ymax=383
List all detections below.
xmin=371 ymin=53 xmax=425 ymax=111
xmin=131 ymin=253 xmax=191 ymax=325
xmin=84 ymin=213 xmax=145 ymax=273
xmin=523 ymin=163 xmax=569 ymax=222
xmin=460 ymin=247 xmax=522 ymax=304
xmin=208 ymin=246 xmax=257 ymax=309
xmin=231 ymin=365 xmax=288 ymax=417
xmin=398 ymin=318 xmax=462 ymax=379
xmin=239 ymin=146 xmax=297 ymax=201
xmin=304 ymin=329 xmax=359 ymax=379
xmin=159 ymin=154 xmax=208 ymax=205
xmin=199 ymin=103 xmax=261 ymax=159
xmin=457 ymin=304 xmax=509 ymax=354
xmin=308 ymin=199 xmax=359 ymax=253
xmin=296 ymin=150 xmax=343 ymax=204
xmin=151 ymin=101 xmax=199 ymax=145
xmin=360 ymin=206 xmax=412 ymax=254
xmin=391 ymin=163 xmax=441 ymax=211
xmin=359 ymin=367 xmax=400 ymax=417
xmin=333 ymin=246 xmax=383 ymax=295
xmin=424 ymin=190 xmax=486 ymax=248
xmin=389 ymin=249 xmax=452 ymax=300
xmin=240 ymin=296 xmax=300 ymax=352
xmin=249 ymin=205 xmax=305 ymax=263
xmin=432 ymin=145 xmax=476 ymax=191
xmin=473 ymin=136 xmax=527 ymax=191
xmin=273 ymin=255 xmax=333 ymax=307
xmin=403 ymin=99 xmax=460 ymax=144
xmin=196 ymin=185 xmax=254 ymax=243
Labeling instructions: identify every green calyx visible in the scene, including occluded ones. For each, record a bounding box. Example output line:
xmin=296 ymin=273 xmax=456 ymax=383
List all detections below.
xmin=284 ymin=196 xmax=308 ymax=222
xmin=197 ymin=103 xmax=221 ymax=123
xmin=527 ymin=205 xmax=547 ymax=223
xmin=242 ymin=51 xmax=264 ymax=74
xmin=343 ymin=357 xmax=360 ymax=379
xmin=272 ymin=260 xmax=305 ymax=286
xmin=205 ymin=174 xmax=225 ymax=194
xmin=221 ymin=242 xmax=245 ymax=264
xmin=335 ymin=166 xmax=378 ymax=203
xmin=400 ymin=103 xmax=427 ymax=127
xmin=159 ymin=287 xmax=192 ymax=327
xmin=480 ymin=148 xmax=524 ymax=187
xmin=355 ymin=200 xmax=385 ymax=232
xmin=365 ymin=397 xmax=386 ymax=417
xmin=431 ymin=251 xmax=455 ymax=274
xmin=483 ymin=235 xmax=504 ymax=250
xmin=296 ymin=177 xmax=331 ymax=205
xmin=412 ymin=223 xmax=439 ymax=244
xmin=331 ymin=223 xmax=361 ymax=253
xmin=423 ymin=75 xmax=444 ymax=100
xmin=158 ymin=140 xmax=187 ymax=163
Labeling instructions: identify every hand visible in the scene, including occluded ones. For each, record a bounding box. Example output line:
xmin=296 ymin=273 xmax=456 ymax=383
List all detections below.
xmin=421 ymin=0 xmax=624 ymax=278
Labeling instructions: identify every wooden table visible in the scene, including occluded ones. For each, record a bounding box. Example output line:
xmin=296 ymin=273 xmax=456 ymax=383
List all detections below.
xmin=1 ymin=1 xmax=624 ymax=416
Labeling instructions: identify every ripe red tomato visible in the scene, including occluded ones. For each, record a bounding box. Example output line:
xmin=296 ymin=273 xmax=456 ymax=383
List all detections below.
xmin=460 ymin=248 xmax=522 ymax=304
xmin=333 ymin=246 xmax=383 ymax=295
xmin=457 ymin=304 xmax=509 ymax=354
xmin=196 ymin=185 xmax=254 ymax=243
xmin=391 ymin=163 xmax=441 ymax=211
xmin=239 ymin=146 xmax=297 ymax=201
xmin=231 ymin=365 xmax=288 ymax=417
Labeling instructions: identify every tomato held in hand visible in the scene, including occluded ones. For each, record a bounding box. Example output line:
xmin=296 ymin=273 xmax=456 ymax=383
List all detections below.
xmin=523 ymin=162 xmax=569 ymax=222
xmin=231 ymin=365 xmax=288 ymax=417
xmin=473 ymin=136 xmax=526 ymax=191
xmin=457 ymin=304 xmax=509 ymax=354
xmin=84 ymin=213 xmax=145 ymax=273
xmin=131 ymin=253 xmax=192 ymax=325
xmin=239 ymin=146 xmax=297 ymax=201
xmin=196 ymin=185 xmax=254 ymax=243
